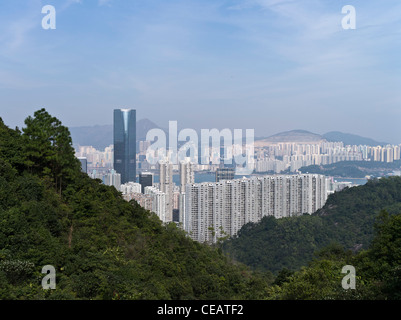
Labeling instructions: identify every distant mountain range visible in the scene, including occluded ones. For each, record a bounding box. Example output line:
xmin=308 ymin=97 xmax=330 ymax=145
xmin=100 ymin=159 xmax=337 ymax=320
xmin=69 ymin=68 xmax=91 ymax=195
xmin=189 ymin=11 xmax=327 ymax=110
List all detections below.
xmin=70 ymin=118 xmax=163 ymax=150
xmin=70 ymin=122 xmax=388 ymax=151
xmin=322 ymin=131 xmax=388 ymax=147
xmin=256 ymin=129 xmax=388 ymax=146
xmin=255 ymin=130 xmax=324 ymax=144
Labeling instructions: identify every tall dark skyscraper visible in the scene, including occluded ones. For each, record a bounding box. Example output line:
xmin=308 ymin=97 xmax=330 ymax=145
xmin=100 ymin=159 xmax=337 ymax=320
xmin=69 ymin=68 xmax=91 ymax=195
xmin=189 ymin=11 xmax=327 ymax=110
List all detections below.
xmin=139 ymin=172 xmax=153 ymax=193
xmin=114 ymin=109 xmax=136 ymax=184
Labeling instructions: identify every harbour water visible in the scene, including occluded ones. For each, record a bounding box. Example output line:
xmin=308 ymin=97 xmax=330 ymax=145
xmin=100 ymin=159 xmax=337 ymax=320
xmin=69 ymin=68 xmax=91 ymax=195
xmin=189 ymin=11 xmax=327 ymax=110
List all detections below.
xmin=331 ymin=177 xmax=368 ymax=186
xmin=151 ymin=172 xmax=368 ymax=186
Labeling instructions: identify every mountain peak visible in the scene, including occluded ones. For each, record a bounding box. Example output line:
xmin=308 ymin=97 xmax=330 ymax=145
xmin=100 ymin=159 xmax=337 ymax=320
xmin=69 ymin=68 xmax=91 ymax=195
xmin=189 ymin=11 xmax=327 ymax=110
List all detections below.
xmin=256 ymin=130 xmax=325 ymax=144
xmin=323 ymin=131 xmax=388 ymax=146
xmin=70 ymin=118 xmax=163 ymax=150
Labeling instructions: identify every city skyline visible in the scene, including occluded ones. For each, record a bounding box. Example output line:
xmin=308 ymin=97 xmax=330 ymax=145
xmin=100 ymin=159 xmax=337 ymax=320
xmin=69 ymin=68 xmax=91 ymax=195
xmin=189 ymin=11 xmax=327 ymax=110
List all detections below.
xmin=68 ymin=117 xmax=397 ymax=145
xmin=1 ymin=1 xmax=401 ymax=303
xmin=0 ymin=1 xmax=400 ymax=144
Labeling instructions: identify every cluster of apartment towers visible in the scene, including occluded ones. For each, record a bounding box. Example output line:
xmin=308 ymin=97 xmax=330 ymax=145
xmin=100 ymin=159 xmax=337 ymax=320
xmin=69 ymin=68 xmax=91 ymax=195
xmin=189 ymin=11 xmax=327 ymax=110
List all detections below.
xmin=102 ymin=109 xmax=328 ymax=244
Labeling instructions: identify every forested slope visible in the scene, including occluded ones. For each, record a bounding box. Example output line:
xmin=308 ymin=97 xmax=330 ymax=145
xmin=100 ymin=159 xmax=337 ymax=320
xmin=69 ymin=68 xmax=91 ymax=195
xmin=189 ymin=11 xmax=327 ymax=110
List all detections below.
xmin=0 ymin=109 xmax=271 ymax=300
xmin=1 ymin=109 xmax=401 ymax=300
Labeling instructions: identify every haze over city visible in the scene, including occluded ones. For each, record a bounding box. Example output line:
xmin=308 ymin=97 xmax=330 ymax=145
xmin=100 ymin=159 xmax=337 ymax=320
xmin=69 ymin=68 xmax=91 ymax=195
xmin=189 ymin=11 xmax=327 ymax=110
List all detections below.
xmin=2 ymin=1 xmax=401 ymax=306
xmin=0 ymin=0 xmax=400 ymax=144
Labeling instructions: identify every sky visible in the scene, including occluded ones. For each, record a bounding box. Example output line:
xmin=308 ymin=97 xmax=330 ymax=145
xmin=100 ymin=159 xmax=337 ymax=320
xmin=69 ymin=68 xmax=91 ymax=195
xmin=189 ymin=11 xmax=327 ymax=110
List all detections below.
xmin=0 ymin=0 xmax=400 ymax=143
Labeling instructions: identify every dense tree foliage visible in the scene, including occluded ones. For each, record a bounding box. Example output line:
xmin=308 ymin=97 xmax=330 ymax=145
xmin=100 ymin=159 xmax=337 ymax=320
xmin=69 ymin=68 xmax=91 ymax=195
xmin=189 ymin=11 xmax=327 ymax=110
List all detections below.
xmin=299 ymin=160 xmax=401 ymax=178
xmin=0 ymin=111 xmax=273 ymax=300
xmin=267 ymin=212 xmax=401 ymax=300
xmin=1 ymin=110 xmax=400 ymax=300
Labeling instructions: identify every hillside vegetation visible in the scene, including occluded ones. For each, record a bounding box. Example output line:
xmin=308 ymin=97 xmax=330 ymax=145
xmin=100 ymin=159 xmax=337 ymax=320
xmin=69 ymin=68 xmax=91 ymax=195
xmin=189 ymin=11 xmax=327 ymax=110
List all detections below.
xmin=299 ymin=160 xmax=401 ymax=178
xmin=1 ymin=109 xmax=401 ymax=300
xmin=0 ymin=109 xmax=271 ymax=300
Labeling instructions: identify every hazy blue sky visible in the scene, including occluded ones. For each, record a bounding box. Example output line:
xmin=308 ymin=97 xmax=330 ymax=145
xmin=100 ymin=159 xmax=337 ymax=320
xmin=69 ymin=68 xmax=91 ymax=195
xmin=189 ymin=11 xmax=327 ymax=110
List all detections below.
xmin=0 ymin=0 xmax=400 ymax=143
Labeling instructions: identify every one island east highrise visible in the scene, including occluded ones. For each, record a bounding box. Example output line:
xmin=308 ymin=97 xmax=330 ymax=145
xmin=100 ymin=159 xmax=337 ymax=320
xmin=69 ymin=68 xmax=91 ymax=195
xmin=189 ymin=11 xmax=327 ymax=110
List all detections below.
xmin=113 ymin=109 xmax=136 ymax=184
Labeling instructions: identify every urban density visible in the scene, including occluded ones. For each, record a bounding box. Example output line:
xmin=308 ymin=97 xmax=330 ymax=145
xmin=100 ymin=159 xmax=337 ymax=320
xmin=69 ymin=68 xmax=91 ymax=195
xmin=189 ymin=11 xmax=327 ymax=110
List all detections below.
xmin=183 ymin=174 xmax=327 ymax=243
xmin=74 ymin=108 xmax=401 ymax=243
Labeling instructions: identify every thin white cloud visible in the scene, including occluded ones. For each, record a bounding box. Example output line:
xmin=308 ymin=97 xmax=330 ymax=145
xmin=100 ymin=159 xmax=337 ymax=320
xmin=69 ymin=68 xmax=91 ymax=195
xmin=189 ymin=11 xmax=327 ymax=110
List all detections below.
xmin=3 ymin=19 xmax=37 ymax=51
xmin=98 ymin=0 xmax=113 ymax=6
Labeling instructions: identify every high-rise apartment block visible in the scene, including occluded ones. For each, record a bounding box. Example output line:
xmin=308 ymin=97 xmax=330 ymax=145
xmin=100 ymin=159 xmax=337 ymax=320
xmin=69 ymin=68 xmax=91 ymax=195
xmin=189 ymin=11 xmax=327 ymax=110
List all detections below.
xmin=103 ymin=169 xmax=122 ymax=190
xmin=179 ymin=158 xmax=195 ymax=193
xmin=184 ymin=174 xmax=327 ymax=244
xmin=145 ymin=186 xmax=167 ymax=223
xmin=159 ymin=160 xmax=173 ymax=222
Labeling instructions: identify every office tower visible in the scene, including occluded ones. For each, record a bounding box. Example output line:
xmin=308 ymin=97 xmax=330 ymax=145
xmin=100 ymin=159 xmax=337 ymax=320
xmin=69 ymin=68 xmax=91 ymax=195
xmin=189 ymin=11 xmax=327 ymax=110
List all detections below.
xmin=139 ymin=172 xmax=153 ymax=193
xmin=77 ymin=157 xmax=87 ymax=174
xmin=215 ymin=168 xmax=235 ymax=182
xmin=184 ymin=174 xmax=328 ymax=244
xmin=179 ymin=158 xmax=195 ymax=193
xmin=114 ymin=109 xmax=136 ymax=184
xmin=159 ymin=160 xmax=173 ymax=222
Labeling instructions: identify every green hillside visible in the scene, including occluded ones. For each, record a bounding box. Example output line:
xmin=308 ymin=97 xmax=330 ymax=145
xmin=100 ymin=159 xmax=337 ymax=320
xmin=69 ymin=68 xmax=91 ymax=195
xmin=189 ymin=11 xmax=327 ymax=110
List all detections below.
xmin=266 ymin=212 xmax=401 ymax=300
xmin=221 ymin=176 xmax=401 ymax=274
xmin=299 ymin=160 xmax=401 ymax=178
xmin=2 ymin=109 xmax=401 ymax=300
xmin=0 ymin=109 xmax=271 ymax=300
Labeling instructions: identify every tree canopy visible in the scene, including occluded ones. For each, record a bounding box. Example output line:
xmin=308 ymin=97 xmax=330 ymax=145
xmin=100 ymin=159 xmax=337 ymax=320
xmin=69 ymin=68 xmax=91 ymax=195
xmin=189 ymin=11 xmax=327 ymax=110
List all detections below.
xmin=1 ymin=109 xmax=400 ymax=300
xmin=0 ymin=109 xmax=272 ymax=299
